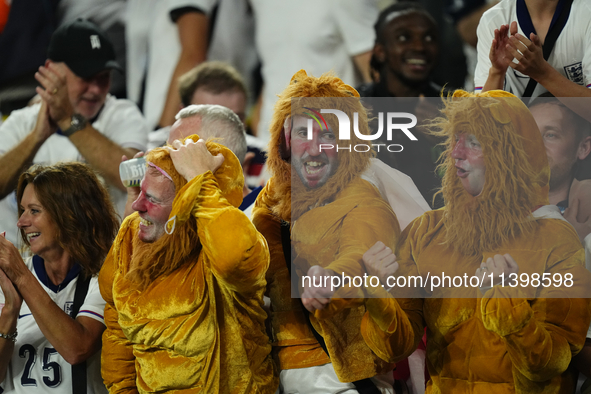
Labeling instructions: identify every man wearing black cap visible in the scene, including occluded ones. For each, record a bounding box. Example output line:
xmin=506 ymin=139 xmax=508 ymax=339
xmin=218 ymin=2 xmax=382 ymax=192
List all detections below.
xmin=0 ymin=19 xmax=149 ymax=244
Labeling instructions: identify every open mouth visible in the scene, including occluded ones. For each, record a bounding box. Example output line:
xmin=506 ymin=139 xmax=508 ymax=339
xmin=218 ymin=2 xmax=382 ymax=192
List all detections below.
xmin=406 ymin=58 xmax=426 ymax=65
xmin=27 ymin=232 xmax=40 ymax=242
xmin=456 ymin=167 xmax=468 ymax=177
xmin=304 ymin=161 xmax=327 ymax=175
xmin=405 ymin=57 xmax=429 ymax=71
xmin=139 ymin=217 xmax=153 ymax=227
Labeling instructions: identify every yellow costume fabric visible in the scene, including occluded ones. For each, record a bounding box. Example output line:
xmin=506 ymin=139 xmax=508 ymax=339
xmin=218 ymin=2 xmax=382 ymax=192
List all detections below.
xmin=254 ymin=175 xmax=399 ymax=380
xmin=360 ymin=91 xmax=591 ymax=393
xmin=253 ymin=178 xmax=330 ymax=370
xmin=252 ymin=70 xmax=399 ymax=382
xmin=363 ymin=209 xmax=591 ymax=393
xmin=99 ymin=137 xmax=277 ymax=393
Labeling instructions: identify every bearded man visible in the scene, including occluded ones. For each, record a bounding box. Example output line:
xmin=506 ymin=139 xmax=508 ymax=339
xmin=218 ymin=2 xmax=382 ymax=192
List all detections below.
xmin=252 ymin=70 xmax=421 ymax=393
xmin=99 ymin=135 xmax=277 ymax=393
xmin=361 ymin=90 xmax=591 ymax=393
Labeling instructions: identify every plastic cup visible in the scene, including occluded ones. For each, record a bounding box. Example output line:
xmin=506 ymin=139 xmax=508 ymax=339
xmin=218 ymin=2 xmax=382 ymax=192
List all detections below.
xmin=119 ymin=157 xmax=146 ymax=187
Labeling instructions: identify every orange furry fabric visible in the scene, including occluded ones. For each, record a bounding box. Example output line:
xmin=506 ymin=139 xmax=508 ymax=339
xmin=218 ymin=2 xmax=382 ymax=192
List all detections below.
xmin=127 ymin=134 xmax=244 ymax=289
xmin=266 ymin=70 xmax=375 ymax=221
xmin=427 ymin=90 xmax=550 ymax=256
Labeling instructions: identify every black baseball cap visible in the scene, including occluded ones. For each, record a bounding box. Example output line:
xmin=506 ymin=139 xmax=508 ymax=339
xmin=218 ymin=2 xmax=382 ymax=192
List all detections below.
xmin=47 ymin=19 xmax=122 ymax=78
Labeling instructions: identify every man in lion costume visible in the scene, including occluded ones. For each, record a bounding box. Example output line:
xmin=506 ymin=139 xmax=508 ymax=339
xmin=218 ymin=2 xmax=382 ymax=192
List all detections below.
xmin=361 ymin=90 xmax=591 ymax=393
xmin=99 ymin=132 xmax=277 ymax=393
xmin=252 ymin=70 xmax=407 ymax=392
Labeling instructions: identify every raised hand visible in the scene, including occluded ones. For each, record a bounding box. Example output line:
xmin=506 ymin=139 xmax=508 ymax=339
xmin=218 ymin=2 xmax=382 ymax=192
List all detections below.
xmin=363 ymin=241 xmax=399 ymax=287
xmin=35 ymin=63 xmax=74 ymax=125
xmin=506 ymin=31 xmax=549 ymax=81
xmin=475 ymin=253 xmax=519 ymax=289
xmin=0 ymin=233 xmax=22 ymax=317
xmin=489 ymin=23 xmax=515 ymax=73
xmin=301 ymin=265 xmax=337 ymax=313
xmin=166 ymin=138 xmax=225 ymax=181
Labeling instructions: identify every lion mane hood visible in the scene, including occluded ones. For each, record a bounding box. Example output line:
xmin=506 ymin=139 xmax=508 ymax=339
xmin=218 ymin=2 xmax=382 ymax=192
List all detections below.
xmin=430 ymin=89 xmax=549 ymax=255
xmin=126 ymin=134 xmax=244 ymax=289
xmin=266 ymin=70 xmax=376 ymax=221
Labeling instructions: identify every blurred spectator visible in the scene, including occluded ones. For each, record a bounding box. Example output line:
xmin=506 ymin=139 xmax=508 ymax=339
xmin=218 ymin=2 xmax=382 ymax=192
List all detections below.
xmin=179 ymin=61 xmax=248 ymax=122
xmin=0 ymin=19 xmax=149 ymax=245
xmin=249 ymin=0 xmax=378 ymax=143
xmin=475 ymin=0 xmax=591 ymax=121
xmin=445 ymin=0 xmax=499 ymax=91
xmin=529 ymin=96 xmax=591 ymax=393
xmin=0 ymin=0 xmax=59 ymax=114
xmin=57 ymin=0 xmax=127 ymax=97
xmin=358 ymin=2 xmax=446 ymax=208
xmin=359 ymin=2 xmax=441 ymax=98
xmin=189 ymin=0 xmax=260 ymax=107
xmin=530 ymin=97 xmax=591 ymax=217
xmin=147 ymin=61 xmax=266 ymax=191
xmin=126 ymin=0 xmax=208 ymax=130
xmin=412 ymin=0 xmax=467 ymax=90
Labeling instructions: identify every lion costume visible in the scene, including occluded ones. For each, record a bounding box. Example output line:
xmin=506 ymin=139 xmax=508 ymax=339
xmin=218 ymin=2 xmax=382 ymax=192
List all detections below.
xmin=360 ymin=91 xmax=591 ymax=393
xmin=99 ymin=135 xmax=277 ymax=393
xmin=252 ymin=70 xmax=401 ymax=385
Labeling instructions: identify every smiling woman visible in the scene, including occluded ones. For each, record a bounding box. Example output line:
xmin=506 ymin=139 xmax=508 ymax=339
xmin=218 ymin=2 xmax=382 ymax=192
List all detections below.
xmin=0 ymin=162 xmax=119 ymax=394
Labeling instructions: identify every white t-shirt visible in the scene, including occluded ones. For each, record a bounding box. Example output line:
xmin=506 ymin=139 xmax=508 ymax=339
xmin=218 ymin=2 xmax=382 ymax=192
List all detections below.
xmin=0 ymin=95 xmax=148 ymax=245
xmin=0 ymin=256 xmax=107 ymax=394
xmin=474 ymin=0 xmax=591 ymax=97
xmin=126 ymin=0 xmax=205 ymax=130
xmin=249 ymin=0 xmax=378 ymax=144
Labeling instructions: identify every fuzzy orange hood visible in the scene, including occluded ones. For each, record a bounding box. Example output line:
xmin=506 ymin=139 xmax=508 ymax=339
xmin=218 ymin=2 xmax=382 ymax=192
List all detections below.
xmin=127 ymin=134 xmax=244 ymax=289
xmin=266 ymin=70 xmax=376 ymax=221
xmin=430 ymin=90 xmax=550 ymax=255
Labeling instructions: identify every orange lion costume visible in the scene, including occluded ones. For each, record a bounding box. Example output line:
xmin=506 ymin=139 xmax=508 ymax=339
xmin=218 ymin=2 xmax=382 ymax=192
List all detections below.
xmin=252 ymin=70 xmax=401 ymax=387
xmin=99 ymin=135 xmax=277 ymax=393
xmin=361 ymin=91 xmax=591 ymax=393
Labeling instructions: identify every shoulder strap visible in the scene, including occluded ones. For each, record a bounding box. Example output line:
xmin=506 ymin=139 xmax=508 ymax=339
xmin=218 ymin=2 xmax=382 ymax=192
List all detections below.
xmin=280 ymin=221 xmax=381 ymax=394
xmin=70 ymin=274 xmax=91 ymax=394
xmin=523 ymin=0 xmax=573 ymax=97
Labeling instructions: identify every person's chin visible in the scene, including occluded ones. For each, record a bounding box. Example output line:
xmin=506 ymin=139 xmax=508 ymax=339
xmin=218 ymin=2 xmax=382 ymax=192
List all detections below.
xmin=137 ymin=228 xmax=156 ymax=243
xmin=77 ymin=101 xmax=103 ymax=119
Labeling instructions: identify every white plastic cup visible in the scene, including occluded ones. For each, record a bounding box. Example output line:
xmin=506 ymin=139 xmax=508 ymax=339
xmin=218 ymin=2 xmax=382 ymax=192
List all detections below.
xmin=119 ymin=157 xmax=146 ymax=187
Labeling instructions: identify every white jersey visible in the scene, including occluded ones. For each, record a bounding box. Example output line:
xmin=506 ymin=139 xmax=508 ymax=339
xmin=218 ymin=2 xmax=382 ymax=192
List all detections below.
xmin=0 ymin=256 xmax=107 ymax=394
xmin=0 ymin=94 xmax=149 ymax=245
xmin=249 ymin=0 xmax=378 ymax=143
xmin=474 ymin=0 xmax=591 ymax=97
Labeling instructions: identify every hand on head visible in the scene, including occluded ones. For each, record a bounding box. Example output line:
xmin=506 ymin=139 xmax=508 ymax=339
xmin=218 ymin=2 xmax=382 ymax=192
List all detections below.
xmin=166 ymin=138 xmax=225 ymax=181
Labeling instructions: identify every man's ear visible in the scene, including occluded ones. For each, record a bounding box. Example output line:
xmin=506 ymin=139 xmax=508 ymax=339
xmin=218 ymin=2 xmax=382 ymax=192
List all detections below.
xmin=578 ymin=135 xmax=591 ymax=160
xmin=242 ymin=151 xmax=256 ymax=176
xmin=374 ymin=44 xmax=386 ymax=63
xmin=279 ymin=116 xmax=292 ymax=161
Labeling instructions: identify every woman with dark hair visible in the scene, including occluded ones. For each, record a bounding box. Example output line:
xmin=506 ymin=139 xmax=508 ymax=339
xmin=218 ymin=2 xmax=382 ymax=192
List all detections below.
xmin=0 ymin=162 xmax=119 ymax=393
